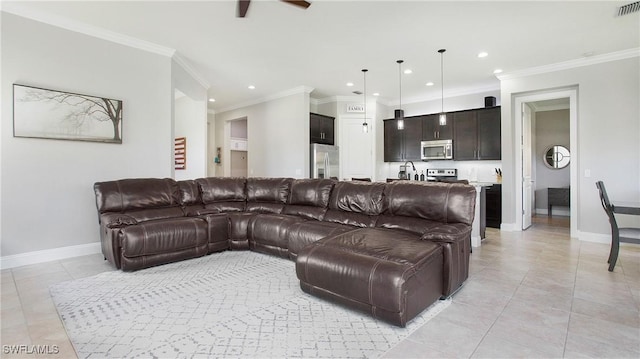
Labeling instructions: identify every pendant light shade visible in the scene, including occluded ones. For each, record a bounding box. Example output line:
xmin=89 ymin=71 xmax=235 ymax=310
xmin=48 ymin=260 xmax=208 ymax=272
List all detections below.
xmin=362 ymin=69 xmax=369 ymax=133
xmin=438 ymin=49 xmax=447 ymax=126
xmin=396 ymin=60 xmax=405 ymax=130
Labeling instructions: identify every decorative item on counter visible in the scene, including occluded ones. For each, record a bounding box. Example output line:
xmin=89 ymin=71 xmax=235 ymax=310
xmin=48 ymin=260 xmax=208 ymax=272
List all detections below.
xmin=414 ymin=172 xmax=419 ymax=181
xmin=495 ymin=168 xmax=502 ymax=183
xmin=420 ymin=170 xmax=425 ymax=181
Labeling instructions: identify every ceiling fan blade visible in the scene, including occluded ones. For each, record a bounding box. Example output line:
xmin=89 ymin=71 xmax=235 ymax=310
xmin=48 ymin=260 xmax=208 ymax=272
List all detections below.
xmin=281 ymin=0 xmax=311 ymax=9
xmin=237 ymin=0 xmax=251 ymax=17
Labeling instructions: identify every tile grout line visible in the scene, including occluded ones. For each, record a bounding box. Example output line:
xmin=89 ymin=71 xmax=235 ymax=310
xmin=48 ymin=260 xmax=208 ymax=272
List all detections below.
xmin=562 ymin=239 xmax=580 ymax=358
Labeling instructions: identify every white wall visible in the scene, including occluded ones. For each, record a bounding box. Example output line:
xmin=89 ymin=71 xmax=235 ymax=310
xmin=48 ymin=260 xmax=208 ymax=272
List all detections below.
xmin=500 ymin=55 xmax=640 ymax=237
xmin=174 ymin=95 xmax=206 ymax=180
xmin=1 ymin=13 xmax=173 ymax=256
xmin=207 ymin=111 xmax=217 ymax=176
xmin=215 ymin=88 xmax=312 ymax=178
xmin=172 ymin=59 xmax=208 ymax=181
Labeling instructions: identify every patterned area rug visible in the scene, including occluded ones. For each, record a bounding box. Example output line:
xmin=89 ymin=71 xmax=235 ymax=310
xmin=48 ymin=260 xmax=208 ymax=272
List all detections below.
xmin=50 ymin=251 xmax=450 ymax=358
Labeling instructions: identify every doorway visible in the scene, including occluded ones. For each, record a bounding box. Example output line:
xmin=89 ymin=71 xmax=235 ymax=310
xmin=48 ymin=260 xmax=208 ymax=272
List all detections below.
xmin=514 ymin=87 xmax=578 ymax=237
xmin=227 ymin=118 xmax=248 ymax=177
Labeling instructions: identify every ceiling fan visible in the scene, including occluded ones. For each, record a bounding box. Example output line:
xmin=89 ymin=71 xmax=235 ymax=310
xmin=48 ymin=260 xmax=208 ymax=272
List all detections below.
xmin=237 ymin=0 xmax=311 ymax=18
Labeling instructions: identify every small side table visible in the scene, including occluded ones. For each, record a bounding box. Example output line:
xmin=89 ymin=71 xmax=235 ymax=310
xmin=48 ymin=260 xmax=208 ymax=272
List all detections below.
xmin=548 ymin=187 xmax=570 ymax=217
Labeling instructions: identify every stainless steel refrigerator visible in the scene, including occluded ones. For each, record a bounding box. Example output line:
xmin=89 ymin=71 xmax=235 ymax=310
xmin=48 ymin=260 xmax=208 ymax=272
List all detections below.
xmin=310 ymin=143 xmax=339 ymax=179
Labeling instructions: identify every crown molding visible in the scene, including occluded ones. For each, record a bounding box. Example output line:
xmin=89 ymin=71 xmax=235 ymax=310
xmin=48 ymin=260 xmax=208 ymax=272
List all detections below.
xmin=1 ymin=3 xmax=176 ymax=57
xmin=496 ymin=48 xmax=640 ymax=81
xmin=172 ymin=53 xmax=210 ymax=90
xmin=217 ymin=86 xmax=315 ymax=114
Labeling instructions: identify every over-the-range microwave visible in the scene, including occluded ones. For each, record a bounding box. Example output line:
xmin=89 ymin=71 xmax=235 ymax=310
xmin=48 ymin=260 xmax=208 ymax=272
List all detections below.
xmin=421 ymin=139 xmax=453 ymax=160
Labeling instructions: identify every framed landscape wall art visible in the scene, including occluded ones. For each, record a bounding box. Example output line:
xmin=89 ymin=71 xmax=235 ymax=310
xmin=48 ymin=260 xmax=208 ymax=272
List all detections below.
xmin=13 ymin=84 xmax=123 ymax=143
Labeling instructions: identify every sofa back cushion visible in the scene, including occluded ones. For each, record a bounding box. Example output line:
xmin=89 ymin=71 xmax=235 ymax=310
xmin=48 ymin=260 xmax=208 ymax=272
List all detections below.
xmin=196 ymin=177 xmax=246 ymax=212
xmin=323 ymin=181 xmax=386 ymax=227
xmin=177 ymin=180 xmax=204 ymax=215
xmin=381 ymin=182 xmax=476 ymax=226
xmin=245 ymin=177 xmax=293 ymax=213
xmin=282 ymin=179 xmax=335 ymax=220
xmin=94 ymin=178 xmax=180 ymax=214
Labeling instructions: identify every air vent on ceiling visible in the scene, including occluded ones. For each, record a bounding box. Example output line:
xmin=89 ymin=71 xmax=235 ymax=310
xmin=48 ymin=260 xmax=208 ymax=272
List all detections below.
xmin=618 ymin=1 xmax=640 ymax=16
xmin=352 ymin=90 xmax=363 ymax=95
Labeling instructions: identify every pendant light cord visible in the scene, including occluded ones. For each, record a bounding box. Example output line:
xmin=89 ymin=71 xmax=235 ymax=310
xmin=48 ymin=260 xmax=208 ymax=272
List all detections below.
xmin=439 ymin=49 xmax=446 ymax=114
xmin=362 ymin=69 xmax=367 ymax=123
xmin=397 ymin=60 xmax=403 ymax=111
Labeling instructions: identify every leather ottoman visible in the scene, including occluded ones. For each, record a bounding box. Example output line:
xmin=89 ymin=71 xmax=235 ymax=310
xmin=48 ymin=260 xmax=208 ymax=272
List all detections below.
xmin=295 ymin=227 xmax=443 ymax=327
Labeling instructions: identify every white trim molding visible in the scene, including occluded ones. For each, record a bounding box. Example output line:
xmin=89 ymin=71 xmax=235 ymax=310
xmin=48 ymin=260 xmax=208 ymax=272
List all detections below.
xmin=173 ymin=53 xmax=210 ymax=90
xmin=0 ymin=242 xmax=102 ymax=270
xmin=1 ymin=3 xmax=176 ymax=57
xmin=217 ymin=86 xmax=314 ymax=114
xmin=497 ymin=48 xmax=640 ymax=81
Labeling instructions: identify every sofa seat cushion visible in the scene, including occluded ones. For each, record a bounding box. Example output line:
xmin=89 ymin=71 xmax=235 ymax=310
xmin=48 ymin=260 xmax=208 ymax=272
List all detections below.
xmin=124 ymin=207 xmax=185 ymax=223
xmin=119 ymin=217 xmax=208 ymax=258
xmin=286 ymin=221 xmax=356 ymax=259
xmin=296 ymin=227 xmax=443 ymax=327
xmin=247 ymin=214 xmax=306 ymax=257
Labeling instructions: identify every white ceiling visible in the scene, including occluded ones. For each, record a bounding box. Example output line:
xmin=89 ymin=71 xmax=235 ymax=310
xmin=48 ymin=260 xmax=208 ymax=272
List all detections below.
xmin=4 ymin=1 xmax=639 ymax=112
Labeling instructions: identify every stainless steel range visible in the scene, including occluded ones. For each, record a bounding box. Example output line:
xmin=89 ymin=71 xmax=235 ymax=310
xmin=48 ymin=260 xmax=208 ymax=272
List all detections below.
xmin=426 ymin=168 xmax=457 ymax=182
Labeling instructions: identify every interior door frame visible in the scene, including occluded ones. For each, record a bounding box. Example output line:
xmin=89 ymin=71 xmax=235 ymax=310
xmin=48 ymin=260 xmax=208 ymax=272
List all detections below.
xmin=513 ymin=87 xmax=578 ymax=237
xmin=522 ymin=102 xmax=534 ymax=230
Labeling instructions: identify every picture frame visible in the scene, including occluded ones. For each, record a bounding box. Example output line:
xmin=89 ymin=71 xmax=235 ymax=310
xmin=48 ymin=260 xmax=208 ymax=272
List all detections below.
xmin=13 ymin=84 xmax=123 ymax=143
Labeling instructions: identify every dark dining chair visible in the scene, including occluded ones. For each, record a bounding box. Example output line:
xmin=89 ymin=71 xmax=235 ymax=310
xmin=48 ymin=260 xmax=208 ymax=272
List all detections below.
xmin=595 ymin=181 xmax=640 ymax=271
xmin=351 ymin=177 xmax=371 ymax=182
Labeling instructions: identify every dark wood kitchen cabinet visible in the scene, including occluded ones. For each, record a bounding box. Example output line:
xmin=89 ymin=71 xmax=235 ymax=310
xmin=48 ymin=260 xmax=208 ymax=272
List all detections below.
xmin=453 ymin=107 xmax=501 ymax=160
xmin=422 ymin=114 xmax=453 ymax=140
xmin=310 ymin=113 xmax=335 ymax=145
xmin=384 ymin=117 xmax=422 ymax=162
xmin=485 ymin=184 xmax=502 ymax=228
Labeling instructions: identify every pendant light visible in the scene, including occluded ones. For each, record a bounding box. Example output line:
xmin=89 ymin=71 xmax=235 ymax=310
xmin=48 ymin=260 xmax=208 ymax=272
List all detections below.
xmin=362 ymin=69 xmax=369 ymax=133
xmin=438 ymin=49 xmax=447 ymax=126
xmin=395 ymin=60 xmax=405 ymax=130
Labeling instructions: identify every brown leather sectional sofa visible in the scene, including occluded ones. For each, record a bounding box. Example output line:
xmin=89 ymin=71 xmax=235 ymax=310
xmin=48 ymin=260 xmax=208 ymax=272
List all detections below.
xmin=93 ymin=177 xmax=476 ymax=326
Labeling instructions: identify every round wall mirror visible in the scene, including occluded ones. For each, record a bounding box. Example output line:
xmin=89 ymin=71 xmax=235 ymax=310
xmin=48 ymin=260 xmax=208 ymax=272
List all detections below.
xmin=544 ymin=145 xmax=570 ymax=169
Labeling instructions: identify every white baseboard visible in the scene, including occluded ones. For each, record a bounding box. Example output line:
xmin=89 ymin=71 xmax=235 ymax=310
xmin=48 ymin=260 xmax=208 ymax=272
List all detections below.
xmin=535 ymin=208 xmax=570 ymax=217
xmin=0 ymin=242 xmax=101 ymax=270
xmin=575 ymin=231 xmax=610 ymax=244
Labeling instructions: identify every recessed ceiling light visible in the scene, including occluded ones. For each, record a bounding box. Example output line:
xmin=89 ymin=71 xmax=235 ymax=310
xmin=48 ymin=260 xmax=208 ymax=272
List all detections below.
xmin=208 ymin=98 xmax=216 ymax=102
xmin=248 ymin=85 xmax=256 ymax=90
xmin=346 ymin=82 xmax=354 ymax=87
xmin=478 ymin=52 xmax=488 ymax=58
xmin=373 ymin=93 xmax=380 ymax=96
xmin=493 ymin=69 xmax=503 ymax=74
xmin=426 ymin=82 xmax=434 ymax=86
xmin=404 ymin=69 xmax=413 ymax=74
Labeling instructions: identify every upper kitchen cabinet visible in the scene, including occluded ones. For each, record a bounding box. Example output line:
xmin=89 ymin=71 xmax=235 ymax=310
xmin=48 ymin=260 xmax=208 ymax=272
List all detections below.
xmin=384 ymin=117 xmax=422 ymax=162
xmin=422 ymin=114 xmax=453 ymax=140
xmin=310 ymin=113 xmax=335 ymax=145
xmin=453 ymin=107 xmax=501 ymax=160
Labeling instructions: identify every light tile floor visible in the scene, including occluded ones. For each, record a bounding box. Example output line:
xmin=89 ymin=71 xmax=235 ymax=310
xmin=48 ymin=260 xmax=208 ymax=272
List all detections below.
xmin=1 ymin=216 xmax=638 ymax=358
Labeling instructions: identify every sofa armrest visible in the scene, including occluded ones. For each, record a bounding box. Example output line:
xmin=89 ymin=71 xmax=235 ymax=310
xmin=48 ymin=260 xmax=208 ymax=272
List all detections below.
xmin=420 ymin=223 xmax=471 ymax=297
xmin=420 ymin=223 xmax=470 ymax=243
xmin=101 ymin=213 xmax=138 ymax=228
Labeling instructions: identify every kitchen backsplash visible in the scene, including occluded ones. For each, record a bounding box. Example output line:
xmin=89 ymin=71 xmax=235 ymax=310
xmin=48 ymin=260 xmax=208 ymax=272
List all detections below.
xmin=379 ymin=160 xmax=502 ymax=183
